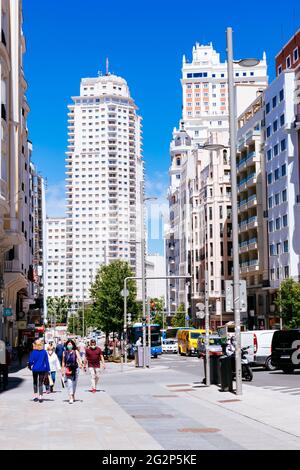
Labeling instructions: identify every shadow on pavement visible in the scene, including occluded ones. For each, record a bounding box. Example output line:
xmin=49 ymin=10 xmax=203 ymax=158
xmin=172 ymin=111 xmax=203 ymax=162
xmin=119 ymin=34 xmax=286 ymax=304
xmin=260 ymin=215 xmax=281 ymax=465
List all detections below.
xmin=0 ymin=377 xmax=24 ymax=394
xmin=9 ymin=354 xmax=29 ymax=374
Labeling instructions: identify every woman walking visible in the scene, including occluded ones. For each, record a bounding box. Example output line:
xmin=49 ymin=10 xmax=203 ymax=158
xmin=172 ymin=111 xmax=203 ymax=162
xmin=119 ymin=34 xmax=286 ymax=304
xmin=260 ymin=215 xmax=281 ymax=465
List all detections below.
xmin=45 ymin=346 xmax=61 ymax=393
xmin=61 ymin=339 xmax=83 ymax=404
xmin=28 ymin=339 xmax=50 ymax=403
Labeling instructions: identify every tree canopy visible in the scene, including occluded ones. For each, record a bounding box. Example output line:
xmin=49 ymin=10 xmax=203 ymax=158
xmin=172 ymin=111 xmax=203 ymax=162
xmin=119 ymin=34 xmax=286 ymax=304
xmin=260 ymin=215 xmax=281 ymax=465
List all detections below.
xmin=90 ymin=260 xmax=140 ymax=335
xmin=171 ymin=303 xmax=186 ymax=328
xmin=275 ymin=278 xmax=300 ymax=328
xmin=46 ymin=296 xmax=71 ymax=325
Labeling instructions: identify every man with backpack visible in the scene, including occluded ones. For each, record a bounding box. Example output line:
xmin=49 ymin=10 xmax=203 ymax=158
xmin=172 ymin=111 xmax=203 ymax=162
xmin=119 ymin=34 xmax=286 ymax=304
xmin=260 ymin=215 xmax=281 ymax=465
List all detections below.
xmin=84 ymin=339 xmax=106 ymax=393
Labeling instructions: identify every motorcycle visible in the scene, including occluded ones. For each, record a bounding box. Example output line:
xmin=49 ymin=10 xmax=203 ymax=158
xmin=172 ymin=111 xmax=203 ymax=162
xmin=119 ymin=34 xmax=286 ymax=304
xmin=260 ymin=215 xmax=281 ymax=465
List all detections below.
xmin=229 ymin=345 xmax=254 ymax=382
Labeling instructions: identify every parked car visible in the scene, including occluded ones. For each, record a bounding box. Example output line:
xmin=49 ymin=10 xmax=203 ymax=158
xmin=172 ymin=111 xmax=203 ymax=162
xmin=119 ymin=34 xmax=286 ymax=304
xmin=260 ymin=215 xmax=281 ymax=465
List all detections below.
xmin=271 ymin=329 xmax=300 ymax=373
xmin=252 ymin=330 xmax=277 ymax=370
xmin=162 ymin=338 xmax=178 ymax=354
xmin=197 ymin=335 xmax=224 ymax=358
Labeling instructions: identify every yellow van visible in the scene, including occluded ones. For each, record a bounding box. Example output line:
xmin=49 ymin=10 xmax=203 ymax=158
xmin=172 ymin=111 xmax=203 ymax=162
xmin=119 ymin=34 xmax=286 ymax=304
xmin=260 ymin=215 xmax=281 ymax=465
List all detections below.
xmin=177 ymin=329 xmax=212 ymax=356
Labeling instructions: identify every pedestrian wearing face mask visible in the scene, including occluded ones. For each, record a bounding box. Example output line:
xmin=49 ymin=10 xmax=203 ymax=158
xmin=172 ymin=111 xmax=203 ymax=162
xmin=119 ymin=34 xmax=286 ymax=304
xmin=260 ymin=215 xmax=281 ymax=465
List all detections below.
xmin=28 ymin=339 xmax=50 ymax=403
xmin=84 ymin=339 xmax=106 ymax=393
xmin=61 ymin=339 xmax=83 ymax=404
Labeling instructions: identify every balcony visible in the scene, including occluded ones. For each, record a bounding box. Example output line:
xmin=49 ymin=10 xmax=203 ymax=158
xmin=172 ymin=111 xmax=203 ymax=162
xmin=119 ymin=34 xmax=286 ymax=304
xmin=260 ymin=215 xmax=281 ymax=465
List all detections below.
xmin=248 ymin=259 xmax=259 ymax=272
xmin=247 ymin=172 xmax=257 ymax=187
xmin=4 ymin=260 xmax=22 ymax=273
xmin=248 ymin=238 xmax=258 ymax=251
xmin=246 ymin=151 xmax=256 ymax=166
xmin=238 ymin=177 xmax=248 ymax=191
xmin=247 ymin=194 xmax=257 ymax=208
xmin=239 ymin=240 xmax=249 ymax=253
xmin=247 ymin=216 xmax=258 ymax=229
xmin=238 ymin=199 xmax=248 ymax=213
xmin=237 ymin=157 xmax=247 ymax=171
xmin=239 ymin=219 xmax=248 ymax=232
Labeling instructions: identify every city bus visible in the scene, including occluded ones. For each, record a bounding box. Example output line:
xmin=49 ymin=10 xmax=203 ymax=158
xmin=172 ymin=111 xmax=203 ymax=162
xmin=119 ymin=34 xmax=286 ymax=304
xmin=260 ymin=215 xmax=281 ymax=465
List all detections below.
xmin=127 ymin=323 xmax=162 ymax=358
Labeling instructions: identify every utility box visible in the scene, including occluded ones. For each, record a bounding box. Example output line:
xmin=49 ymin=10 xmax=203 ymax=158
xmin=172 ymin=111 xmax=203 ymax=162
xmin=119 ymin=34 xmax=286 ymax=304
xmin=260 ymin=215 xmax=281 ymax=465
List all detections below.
xmin=135 ymin=346 xmax=150 ymax=367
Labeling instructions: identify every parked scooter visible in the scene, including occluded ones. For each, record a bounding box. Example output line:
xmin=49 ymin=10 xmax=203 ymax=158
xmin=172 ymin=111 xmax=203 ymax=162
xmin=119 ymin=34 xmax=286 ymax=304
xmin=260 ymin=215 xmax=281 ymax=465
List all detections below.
xmin=227 ymin=342 xmax=253 ymax=382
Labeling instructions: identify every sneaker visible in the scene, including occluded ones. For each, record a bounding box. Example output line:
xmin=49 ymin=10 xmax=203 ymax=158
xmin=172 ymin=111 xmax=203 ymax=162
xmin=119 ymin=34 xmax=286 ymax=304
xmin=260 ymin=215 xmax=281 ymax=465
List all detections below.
xmin=38 ymin=397 xmax=43 ymax=403
xmin=33 ymin=397 xmax=38 ymax=402
xmin=92 ymin=388 xmax=96 ymax=393
xmin=89 ymin=389 xmax=94 ymax=393
xmin=69 ymin=398 xmax=74 ymax=404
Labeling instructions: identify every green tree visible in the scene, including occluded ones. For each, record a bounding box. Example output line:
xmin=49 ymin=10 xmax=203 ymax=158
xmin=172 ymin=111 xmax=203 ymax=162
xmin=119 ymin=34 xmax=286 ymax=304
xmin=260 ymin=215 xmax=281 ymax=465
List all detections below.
xmin=275 ymin=278 xmax=300 ymax=328
xmin=47 ymin=296 xmax=71 ymax=325
xmin=90 ymin=260 xmax=140 ymax=337
xmin=150 ymin=297 xmax=165 ymax=329
xmin=171 ymin=303 xmax=186 ymax=328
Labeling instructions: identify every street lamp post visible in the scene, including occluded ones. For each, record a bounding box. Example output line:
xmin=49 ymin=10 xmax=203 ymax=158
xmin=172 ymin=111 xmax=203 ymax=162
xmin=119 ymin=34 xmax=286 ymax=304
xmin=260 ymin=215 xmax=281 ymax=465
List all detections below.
xmin=225 ymin=27 xmax=262 ymax=395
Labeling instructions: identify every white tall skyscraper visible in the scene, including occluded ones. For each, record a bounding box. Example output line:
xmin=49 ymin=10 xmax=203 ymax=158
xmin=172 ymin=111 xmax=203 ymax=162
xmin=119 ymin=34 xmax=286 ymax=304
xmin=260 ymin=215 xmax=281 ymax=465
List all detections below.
xmin=65 ymin=71 xmax=143 ymax=303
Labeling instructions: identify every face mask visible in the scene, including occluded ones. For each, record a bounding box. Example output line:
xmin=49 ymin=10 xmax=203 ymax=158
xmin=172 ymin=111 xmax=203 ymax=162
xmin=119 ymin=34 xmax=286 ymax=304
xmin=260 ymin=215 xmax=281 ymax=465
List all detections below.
xmin=67 ymin=345 xmax=73 ymax=351
xmin=91 ymin=345 xmax=96 ymax=349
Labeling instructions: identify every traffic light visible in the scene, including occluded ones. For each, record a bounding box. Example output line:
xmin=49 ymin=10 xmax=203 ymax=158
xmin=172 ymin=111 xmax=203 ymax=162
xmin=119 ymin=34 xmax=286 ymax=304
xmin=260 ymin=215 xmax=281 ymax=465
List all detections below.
xmin=127 ymin=312 xmax=132 ymax=324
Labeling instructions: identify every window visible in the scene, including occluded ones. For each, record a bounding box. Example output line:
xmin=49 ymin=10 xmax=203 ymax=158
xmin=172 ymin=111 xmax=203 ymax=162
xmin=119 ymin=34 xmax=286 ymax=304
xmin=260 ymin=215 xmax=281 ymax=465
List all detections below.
xmin=278 ymin=65 xmax=282 ymax=75
xmin=293 ymin=47 xmax=299 ymax=63
xmin=284 ymin=266 xmax=289 ymax=278
xmin=272 ymin=96 xmax=277 ymax=108
xmin=280 ymin=114 xmax=285 ymax=127
xmin=268 ymin=196 xmax=273 ymax=208
xmin=281 ymin=139 xmax=286 ymax=152
xmin=267 ymin=149 xmax=272 ymax=161
xmin=270 ymin=244 xmax=276 ymax=256
xmin=281 ymin=164 xmax=286 ymax=177
xmin=275 ymin=217 xmax=281 ymax=230
xmin=284 ymin=240 xmax=289 ymax=253
xmin=266 ymin=103 xmax=270 ymax=114
xmin=275 ymin=193 xmax=280 ymax=205
xmin=267 ymin=173 xmax=272 ymax=184
xmin=279 ymin=89 xmax=284 ymax=102
xmin=269 ymin=220 xmax=274 ymax=232
xmin=274 ymin=144 xmax=279 ymax=157
xmin=267 ymin=126 xmax=271 ymax=138
xmin=282 ymin=189 xmax=287 ymax=202
xmin=283 ymin=214 xmax=288 ymax=227
xmin=271 ymin=268 xmax=275 ymax=280
xmin=273 ymin=120 xmax=278 ymax=132
xmin=276 ymin=243 xmax=281 ymax=255
xmin=274 ymin=168 xmax=279 ymax=180
xmin=286 ymin=55 xmax=291 ymax=68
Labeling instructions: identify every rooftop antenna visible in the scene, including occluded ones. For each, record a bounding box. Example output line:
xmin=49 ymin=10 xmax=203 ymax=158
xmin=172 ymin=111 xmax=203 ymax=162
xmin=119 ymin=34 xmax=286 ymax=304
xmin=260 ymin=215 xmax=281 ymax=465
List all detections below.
xmin=106 ymin=57 xmax=109 ymax=76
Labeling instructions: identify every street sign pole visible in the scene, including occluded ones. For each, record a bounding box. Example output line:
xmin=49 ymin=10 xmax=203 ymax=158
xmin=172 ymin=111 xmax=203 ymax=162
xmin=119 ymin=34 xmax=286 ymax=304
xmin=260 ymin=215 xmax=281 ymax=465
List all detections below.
xmin=205 ymin=270 xmax=210 ymax=386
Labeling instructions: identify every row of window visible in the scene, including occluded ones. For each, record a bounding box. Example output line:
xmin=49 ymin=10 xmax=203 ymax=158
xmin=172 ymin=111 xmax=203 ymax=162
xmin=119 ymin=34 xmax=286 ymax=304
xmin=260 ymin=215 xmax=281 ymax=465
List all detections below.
xmin=277 ymin=47 xmax=299 ymax=75
xmin=268 ymin=189 xmax=287 ymax=208
xmin=270 ymin=266 xmax=289 ymax=280
xmin=266 ymin=114 xmax=285 ymax=137
xmin=267 ymin=164 xmax=287 ymax=184
xmin=269 ymin=214 xmax=288 ymax=232
xmin=266 ymin=138 xmax=286 ymax=160
xmin=266 ymin=89 xmax=284 ymax=114
xmin=270 ymin=240 xmax=289 ymax=255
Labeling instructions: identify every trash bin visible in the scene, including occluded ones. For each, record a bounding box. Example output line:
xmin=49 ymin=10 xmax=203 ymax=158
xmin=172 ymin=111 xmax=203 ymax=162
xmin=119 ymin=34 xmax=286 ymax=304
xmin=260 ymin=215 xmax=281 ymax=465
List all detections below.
xmin=135 ymin=346 xmax=150 ymax=367
xmin=202 ymin=354 xmax=221 ymax=385
xmin=219 ymin=355 xmax=233 ymax=392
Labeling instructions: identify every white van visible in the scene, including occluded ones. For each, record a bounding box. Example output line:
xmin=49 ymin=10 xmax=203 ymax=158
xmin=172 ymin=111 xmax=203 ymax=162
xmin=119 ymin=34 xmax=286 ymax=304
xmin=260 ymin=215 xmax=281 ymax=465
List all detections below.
xmin=252 ymin=330 xmax=277 ymax=370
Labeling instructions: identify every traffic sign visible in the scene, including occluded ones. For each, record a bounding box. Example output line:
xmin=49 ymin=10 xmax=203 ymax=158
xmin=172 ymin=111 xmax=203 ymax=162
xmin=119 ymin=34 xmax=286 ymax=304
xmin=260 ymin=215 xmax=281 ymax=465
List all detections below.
xmin=121 ymin=289 xmax=129 ymax=297
xmin=196 ymin=311 xmax=205 ymax=319
xmin=3 ymin=308 xmax=13 ymax=317
xmin=196 ymin=303 xmax=205 ymax=311
xmin=225 ymin=280 xmax=247 ymax=313
xmin=185 ymin=314 xmax=190 ymax=320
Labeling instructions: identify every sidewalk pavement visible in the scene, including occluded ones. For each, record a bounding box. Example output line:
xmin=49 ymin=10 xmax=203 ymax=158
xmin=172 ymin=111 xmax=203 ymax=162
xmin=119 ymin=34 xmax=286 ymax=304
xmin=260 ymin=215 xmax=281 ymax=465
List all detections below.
xmin=1 ymin=360 xmax=300 ymax=449
xmin=0 ymin=365 xmax=162 ymax=450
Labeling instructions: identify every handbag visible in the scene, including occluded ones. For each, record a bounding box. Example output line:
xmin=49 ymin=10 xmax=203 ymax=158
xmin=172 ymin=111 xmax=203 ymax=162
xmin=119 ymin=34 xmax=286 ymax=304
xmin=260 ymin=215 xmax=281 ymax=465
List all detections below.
xmin=65 ymin=367 xmax=73 ymax=377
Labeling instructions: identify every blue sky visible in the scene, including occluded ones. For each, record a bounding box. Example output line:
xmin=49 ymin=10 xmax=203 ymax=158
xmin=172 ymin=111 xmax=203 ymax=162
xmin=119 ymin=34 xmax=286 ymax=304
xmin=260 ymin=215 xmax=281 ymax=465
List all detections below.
xmin=23 ymin=0 xmax=300 ymax=254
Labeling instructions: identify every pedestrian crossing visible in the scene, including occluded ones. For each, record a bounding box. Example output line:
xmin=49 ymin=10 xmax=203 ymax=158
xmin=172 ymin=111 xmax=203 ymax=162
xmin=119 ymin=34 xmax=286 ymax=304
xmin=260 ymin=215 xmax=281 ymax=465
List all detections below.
xmin=262 ymin=385 xmax=300 ymax=396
